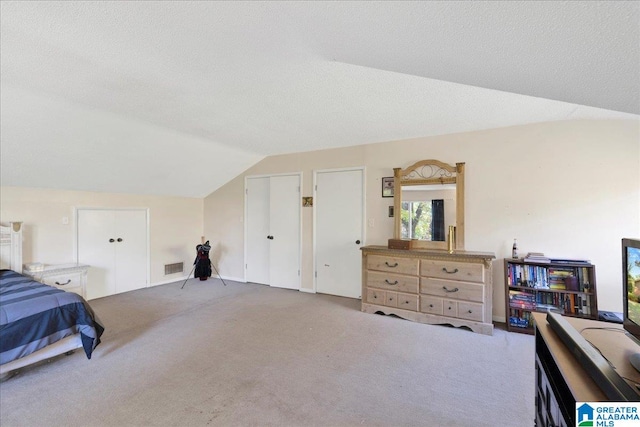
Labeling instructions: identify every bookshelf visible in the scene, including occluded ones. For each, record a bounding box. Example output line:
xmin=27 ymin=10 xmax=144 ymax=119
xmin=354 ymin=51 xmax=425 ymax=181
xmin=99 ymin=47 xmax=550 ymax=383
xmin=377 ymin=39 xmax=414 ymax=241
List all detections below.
xmin=504 ymin=258 xmax=598 ymax=334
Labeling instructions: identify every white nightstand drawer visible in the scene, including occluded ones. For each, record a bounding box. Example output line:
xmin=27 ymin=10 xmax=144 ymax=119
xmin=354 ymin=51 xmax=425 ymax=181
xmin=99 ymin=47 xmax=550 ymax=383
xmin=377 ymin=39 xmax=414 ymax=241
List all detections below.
xmin=24 ymin=263 xmax=89 ymax=299
xmin=41 ymin=271 xmax=84 ymax=295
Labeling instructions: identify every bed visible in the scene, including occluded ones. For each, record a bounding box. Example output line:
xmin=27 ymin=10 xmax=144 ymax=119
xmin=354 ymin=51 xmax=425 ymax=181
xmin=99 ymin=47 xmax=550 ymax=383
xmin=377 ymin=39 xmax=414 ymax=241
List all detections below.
xmin=0 ymin=222 xmax=104 ymax=378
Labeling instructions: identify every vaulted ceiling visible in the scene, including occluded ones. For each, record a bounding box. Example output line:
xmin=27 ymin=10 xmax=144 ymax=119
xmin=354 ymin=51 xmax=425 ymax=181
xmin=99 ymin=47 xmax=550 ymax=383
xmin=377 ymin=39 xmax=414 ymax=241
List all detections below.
xmin=1 ymin=1 xmax=638 ymax=197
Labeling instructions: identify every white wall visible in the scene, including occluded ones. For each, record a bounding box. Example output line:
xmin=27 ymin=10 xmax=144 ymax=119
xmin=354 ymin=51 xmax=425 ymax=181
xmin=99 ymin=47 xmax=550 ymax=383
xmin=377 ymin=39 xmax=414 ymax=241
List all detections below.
xmin=2 ymin=119 xmax=637 ymax=320
xmin=0 ymin=187 xmax=204 ymax=286
xmin=203 ymin=120 xmax=640 ymax=321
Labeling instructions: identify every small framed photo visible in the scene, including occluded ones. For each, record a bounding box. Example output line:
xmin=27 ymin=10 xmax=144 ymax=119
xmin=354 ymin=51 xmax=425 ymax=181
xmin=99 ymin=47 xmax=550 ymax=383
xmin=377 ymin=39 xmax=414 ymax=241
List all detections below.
xmin=388 ymin=206 xmax=394 ymax=217
xmin=302 ymin=197 xmax=313 ymax=207
xmin=382 ymin=177 xmax=394 ymax=198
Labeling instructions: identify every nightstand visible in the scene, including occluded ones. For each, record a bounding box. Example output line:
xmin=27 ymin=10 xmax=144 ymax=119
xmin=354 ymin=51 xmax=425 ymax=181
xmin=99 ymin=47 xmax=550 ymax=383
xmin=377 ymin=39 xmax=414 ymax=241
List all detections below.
xmin=23 ymin=264 xmax=89 ymax=299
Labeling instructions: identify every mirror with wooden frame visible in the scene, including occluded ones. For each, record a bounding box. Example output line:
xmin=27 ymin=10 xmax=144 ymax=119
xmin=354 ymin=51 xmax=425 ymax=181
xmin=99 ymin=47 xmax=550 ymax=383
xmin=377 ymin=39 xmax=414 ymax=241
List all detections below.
xmin=393 ymin=159 xmax=465 ymax=250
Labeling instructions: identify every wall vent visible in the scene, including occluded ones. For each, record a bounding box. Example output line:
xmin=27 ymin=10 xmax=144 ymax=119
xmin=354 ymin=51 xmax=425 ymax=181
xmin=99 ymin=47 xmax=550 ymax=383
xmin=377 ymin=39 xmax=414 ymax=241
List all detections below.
xmin=164 ymin=262 xmax=184 ymax=275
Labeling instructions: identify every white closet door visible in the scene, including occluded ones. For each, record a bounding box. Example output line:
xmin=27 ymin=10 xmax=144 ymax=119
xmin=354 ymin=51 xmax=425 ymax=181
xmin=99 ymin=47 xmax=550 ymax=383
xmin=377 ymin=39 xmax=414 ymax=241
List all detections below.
xmin=246 ymin=177 xmax=270 ymax=285
xmin=315 ymin=168 xmax=364 ymax=299
xmin=78 ymin=209 xmax=148 ymax=300
xmin=269 ymin=175 xmax=300 ymax=290
xmin=78 ymin=210 xmax=117 ymax=300
xmin=114 ymin=210 xmax=148 ymax=293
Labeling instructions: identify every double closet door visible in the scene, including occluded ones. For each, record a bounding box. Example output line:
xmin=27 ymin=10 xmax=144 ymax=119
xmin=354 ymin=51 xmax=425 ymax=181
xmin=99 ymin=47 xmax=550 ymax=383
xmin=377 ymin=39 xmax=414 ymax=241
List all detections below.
xmin=245 ymin=174 xmax=301 ymax=290
xmin=77 ymin=209 xmax=148 ymax=300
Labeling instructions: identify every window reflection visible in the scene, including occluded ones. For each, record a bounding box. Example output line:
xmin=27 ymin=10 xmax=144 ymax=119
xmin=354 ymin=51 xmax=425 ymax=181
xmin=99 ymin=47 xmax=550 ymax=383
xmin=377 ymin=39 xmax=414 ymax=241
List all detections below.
xmin=401 ymin=200 xmax=445 ymax=241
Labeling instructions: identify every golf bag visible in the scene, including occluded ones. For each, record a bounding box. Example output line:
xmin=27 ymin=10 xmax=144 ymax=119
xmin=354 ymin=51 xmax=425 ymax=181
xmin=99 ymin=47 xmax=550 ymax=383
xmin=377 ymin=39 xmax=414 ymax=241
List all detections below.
xmin=194 ymin=240 xmax=212 ymax=280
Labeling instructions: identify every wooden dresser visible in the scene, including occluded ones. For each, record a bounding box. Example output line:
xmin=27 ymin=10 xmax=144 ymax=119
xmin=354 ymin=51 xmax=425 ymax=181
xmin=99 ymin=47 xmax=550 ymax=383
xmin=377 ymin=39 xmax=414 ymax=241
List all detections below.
xmin=361 ymin=245 xmax=495 ymax=335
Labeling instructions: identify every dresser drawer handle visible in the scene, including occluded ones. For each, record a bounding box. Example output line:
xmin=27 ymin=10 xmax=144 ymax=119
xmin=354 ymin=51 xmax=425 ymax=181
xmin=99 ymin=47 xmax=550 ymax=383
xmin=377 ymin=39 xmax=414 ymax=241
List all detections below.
xmin=442 ymin=267 xmax=459 ymax=274
xmin=442 ymin=286 xmax=459 ymax=293
xmin=385 ymin=279 xmax=399 ymax=285
xmin=429 ymin=304 xmax=434 ymax=308
xmin=405 ymin=300 xmax=410 ymax=304
xmin=385 ymin=262 xmax=398 ymax=268
xmin=468 ymin=309 xmax=473 ymax=313
xmin=55 ymin=280 xmax=71 ymax=286
xmin=388 ymin=297 xmax=393 ymax=301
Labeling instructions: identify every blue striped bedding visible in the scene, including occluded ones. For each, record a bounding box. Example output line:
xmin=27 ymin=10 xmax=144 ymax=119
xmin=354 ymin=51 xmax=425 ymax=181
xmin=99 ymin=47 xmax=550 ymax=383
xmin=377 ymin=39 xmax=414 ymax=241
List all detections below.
xmin=0 ymin=269 xmax=104 ymax=365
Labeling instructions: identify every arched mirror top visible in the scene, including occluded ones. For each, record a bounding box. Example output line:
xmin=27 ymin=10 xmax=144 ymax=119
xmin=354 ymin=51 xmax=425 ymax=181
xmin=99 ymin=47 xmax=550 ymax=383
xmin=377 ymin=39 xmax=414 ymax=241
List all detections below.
xmin=393 ymin=159 xmax=465 ymax=250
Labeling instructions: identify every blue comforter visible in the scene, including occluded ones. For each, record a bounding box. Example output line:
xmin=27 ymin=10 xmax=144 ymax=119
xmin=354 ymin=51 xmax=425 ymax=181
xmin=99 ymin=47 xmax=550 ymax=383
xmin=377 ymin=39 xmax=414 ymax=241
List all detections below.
xmin=0 ymin=269 xmax=104 ymax=365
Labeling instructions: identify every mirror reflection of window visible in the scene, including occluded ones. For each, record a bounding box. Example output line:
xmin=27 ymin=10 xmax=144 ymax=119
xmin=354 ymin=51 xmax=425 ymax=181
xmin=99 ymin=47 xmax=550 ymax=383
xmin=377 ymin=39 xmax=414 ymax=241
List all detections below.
xmin=401 ymin=200 xmax=445 ymax=240
xmin=400 ymin=185 xmax=455 ymax=241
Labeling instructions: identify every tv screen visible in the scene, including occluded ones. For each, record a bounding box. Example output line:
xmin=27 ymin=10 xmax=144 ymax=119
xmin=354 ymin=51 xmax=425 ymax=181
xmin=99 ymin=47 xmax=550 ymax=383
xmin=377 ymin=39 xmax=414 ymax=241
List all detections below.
xmin=623 ymin=238 xmax=640 ymax=343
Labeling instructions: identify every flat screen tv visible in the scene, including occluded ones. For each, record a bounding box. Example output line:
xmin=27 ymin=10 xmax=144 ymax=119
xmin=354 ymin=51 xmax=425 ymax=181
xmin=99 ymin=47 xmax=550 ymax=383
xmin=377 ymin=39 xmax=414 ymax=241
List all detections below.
xmin=623 ymin=238 xmax=640 ymax=372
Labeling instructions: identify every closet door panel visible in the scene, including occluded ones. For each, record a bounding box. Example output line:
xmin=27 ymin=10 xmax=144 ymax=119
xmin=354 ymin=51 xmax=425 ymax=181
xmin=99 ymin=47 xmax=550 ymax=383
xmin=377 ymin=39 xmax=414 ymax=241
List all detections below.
xmin=114 ymin=210 xmax=148 ymax=294
xmin=78 ymin=210 xmax=117 ymax=300
xmin=269 ymin=175 xmax=300 ymax=290
xmin=78 ymin=208 xmax=148 ymax=299
xmin=246 ymin=177 xmax=270 ymax=285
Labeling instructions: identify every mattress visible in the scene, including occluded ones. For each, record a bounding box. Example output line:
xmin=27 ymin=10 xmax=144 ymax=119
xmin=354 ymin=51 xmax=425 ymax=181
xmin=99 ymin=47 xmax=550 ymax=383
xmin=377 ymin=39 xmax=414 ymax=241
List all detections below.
xmin=0 ymin=269 xmax=104 ymax=365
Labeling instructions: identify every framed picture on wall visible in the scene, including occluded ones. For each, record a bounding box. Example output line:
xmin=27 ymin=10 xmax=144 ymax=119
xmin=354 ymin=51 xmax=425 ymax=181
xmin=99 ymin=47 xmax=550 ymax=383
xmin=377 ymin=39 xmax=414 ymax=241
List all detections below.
xmin=382 ymin=177 xmax=394 ymax=197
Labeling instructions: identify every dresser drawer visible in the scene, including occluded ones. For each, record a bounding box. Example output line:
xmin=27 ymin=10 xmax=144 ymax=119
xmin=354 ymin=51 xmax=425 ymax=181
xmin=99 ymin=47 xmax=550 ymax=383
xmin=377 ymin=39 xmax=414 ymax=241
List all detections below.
xmin=367 ymin=288 xmax=385 ymax=305
xmin=385 ymin=291 xmax=398 ymax=307
xmin=41 ymin=271 xmax=84 ymax=296
xmin=420 ymin=278 xmax=484 ymax=303
xmin=367 ymin=255 xmax=419 ymax=276
xmin=457 ymin=301 xmax=484 ymax=322
xmin=420 ymin=259 xmax=484 ymax=283
xmin=444 ymin=299 xmax=458 ymax=317
xmin=420 ymin=295 xmax=443 ymax=315
xmin=366 ymin=271 xmax=419 ymax=293
xmin=396 ymin=293 xmax=418 ymax=311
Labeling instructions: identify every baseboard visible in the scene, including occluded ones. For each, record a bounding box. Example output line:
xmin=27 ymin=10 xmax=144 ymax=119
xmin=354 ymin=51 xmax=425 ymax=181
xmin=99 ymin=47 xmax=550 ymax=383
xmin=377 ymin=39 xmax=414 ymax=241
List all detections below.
xmin=493 ymin=315 xmax=506 ymax=323
xmin=150 ymin=274 xmax=245 ymax=288
xmin=151 ymin=276 xmax=189 ymax=287
xmin=217 ymin=275 xmax=246 ymax=283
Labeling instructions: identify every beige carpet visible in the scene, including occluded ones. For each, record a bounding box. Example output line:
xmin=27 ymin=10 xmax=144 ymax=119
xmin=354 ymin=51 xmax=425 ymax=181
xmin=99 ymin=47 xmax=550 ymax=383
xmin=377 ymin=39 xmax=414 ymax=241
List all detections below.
xmin=0 ymin=279 xmax=535 ymax=426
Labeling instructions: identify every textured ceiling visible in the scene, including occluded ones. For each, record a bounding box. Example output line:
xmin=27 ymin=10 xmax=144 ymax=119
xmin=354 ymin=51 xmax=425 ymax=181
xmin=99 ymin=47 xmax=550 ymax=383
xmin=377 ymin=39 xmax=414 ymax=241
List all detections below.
xmin=1 ymin=1 xmax=638 ymax=197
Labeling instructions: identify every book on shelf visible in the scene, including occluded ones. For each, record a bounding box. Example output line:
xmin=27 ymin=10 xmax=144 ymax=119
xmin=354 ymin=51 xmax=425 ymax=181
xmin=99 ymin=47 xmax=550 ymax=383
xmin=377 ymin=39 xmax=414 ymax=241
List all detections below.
xmin=508 ymin=290 xmax=593 ymax=316
xmin=524 ymin=252 xmax=551 ymax=263
xmin=548 ymin=266 xmax=575 ymax=290
xmin=509 ymin=309 xmax=532 ymax=328
xmin=504 ymin=257 xmax=597 ymax=332
xmin=549 ymin=258 xmax=591 ymax=265
xmin=506 ymin=263 xmax=550 ymax=288
xmin=509 ymin=290 xmax=536 ymax=310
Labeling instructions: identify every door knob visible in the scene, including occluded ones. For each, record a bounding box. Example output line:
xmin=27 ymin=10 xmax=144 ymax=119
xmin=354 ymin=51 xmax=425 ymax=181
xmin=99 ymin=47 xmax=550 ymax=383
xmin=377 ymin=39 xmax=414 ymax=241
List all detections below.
xmin=117 ymin=238 xmax=123 ymax=242
xmin=355 ymin=240 xmax=361 ymax=244
xmin=109 ymin=238 xmax=115 ymax=243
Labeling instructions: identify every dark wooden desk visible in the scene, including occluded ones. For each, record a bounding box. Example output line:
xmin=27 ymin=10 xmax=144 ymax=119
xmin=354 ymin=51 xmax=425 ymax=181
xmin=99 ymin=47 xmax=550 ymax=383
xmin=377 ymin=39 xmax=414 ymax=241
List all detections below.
xmin=532 ymin=312 xmax=640 ymax=426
